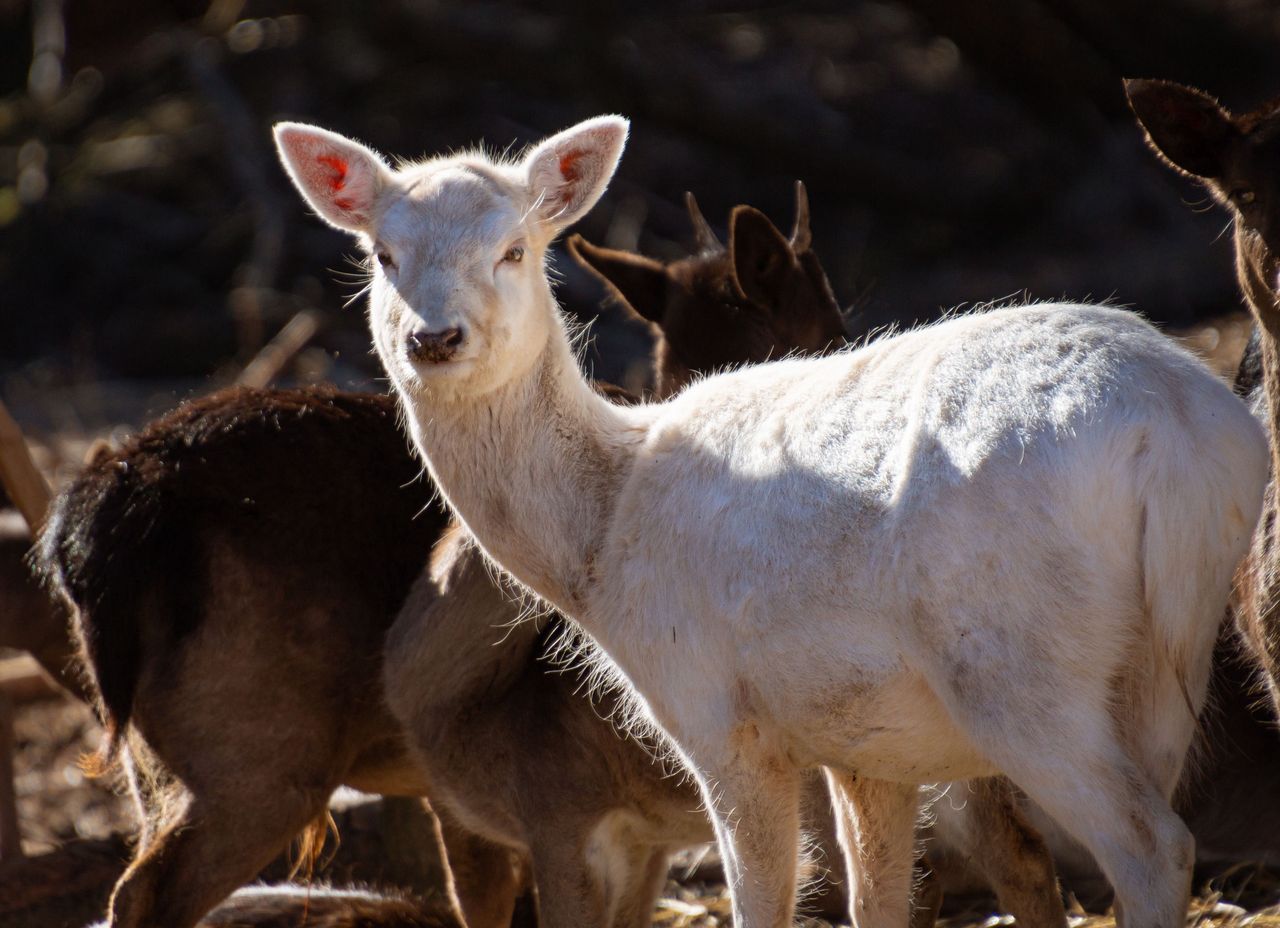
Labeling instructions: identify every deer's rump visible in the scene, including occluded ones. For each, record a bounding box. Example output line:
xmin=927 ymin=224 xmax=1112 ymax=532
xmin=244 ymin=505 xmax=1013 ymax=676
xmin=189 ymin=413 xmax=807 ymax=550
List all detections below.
xmin=599 ymin=304 xmax=1266 ymax=778
xmin=38 ymin=384 xmax=447 ymax=739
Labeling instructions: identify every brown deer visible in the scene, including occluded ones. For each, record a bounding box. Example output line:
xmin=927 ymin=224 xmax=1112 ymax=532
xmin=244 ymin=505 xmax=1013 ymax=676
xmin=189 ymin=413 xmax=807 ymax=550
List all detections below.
xmin=196 ymin=885 xmax=464 ymax=928
xmin=41 ymin=386 xmax=478 ymax=928
xmin=89 ymin=884 xmax=464 ymax=928
xmin=566 ymin=184 xmax=848 ymax=400
xmin=1113 ymin=75 xmax=1280 ymax=872
xmin=38 ymin=190 xmax=856 ymax=928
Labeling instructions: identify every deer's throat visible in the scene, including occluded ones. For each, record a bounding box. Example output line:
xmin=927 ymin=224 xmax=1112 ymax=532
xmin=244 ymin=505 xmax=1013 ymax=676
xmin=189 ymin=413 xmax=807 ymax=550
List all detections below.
xmin=409 ymin=333 xmax=642 ymax=617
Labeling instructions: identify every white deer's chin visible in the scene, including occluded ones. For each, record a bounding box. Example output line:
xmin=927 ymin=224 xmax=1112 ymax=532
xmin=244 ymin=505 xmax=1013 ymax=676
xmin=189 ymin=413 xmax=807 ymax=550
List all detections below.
xmin=395 ymin=352 xmax=536 ymax=408
xmin=397 ymin=355 xmax=478 ymax=393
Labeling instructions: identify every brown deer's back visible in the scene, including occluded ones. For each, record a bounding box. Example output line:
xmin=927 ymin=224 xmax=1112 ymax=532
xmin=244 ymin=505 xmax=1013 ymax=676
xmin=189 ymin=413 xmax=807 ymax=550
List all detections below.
xmin=41 ymin=385 xmax=446 ymax=738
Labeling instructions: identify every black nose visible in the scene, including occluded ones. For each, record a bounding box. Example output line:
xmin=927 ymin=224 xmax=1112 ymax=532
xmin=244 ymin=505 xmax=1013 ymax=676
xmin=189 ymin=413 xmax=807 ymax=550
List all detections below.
xmin=406 ymin=327 xmax=465 ymax=363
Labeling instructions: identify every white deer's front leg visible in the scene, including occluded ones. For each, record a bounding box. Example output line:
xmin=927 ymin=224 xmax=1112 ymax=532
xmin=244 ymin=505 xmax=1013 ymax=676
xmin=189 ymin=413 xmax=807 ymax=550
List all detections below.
xmin=694 ymin=738 xmax=802 ymax=928
xmin=824 ymin=769 xmax=919 ymax=928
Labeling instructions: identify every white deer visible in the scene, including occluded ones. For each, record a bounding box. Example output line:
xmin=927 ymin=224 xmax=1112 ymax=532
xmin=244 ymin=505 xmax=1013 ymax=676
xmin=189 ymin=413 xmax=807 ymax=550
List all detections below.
xmin=275 ymin=116 xmax=1267 ymax=928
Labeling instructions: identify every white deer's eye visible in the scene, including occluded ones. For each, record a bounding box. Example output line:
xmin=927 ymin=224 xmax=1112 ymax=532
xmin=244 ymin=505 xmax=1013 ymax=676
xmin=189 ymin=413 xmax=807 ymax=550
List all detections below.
xmin=502 ymin=245 xmax=525 ymax=264
xmin=375 ymin=250 xmax=396 ymax=270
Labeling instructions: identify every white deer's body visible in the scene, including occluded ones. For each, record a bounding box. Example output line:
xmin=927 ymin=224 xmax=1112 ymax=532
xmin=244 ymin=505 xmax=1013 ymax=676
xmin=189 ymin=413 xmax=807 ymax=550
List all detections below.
xmin=597 ymin=304 xmax=1216 ymax=771
xmin=414 ymin=295 xmax=1258 ymax=775
xmin=276 ymin=117 xmax=1269 ymax=928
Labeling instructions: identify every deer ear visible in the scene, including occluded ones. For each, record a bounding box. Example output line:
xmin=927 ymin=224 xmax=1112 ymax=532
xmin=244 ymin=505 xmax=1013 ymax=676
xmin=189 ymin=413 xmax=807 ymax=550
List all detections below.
xmin=524 ymin=116 xmax=629 ymax=233
xmin=1124 ymin=78 xmax=1238 ymax=179
xmin=729 ymin=206 xmax=795 ymax=308
xmin=566 ymin=234 xmax=668 ymax=324
xmin=274 ymin=122 xmax=392 ymax=234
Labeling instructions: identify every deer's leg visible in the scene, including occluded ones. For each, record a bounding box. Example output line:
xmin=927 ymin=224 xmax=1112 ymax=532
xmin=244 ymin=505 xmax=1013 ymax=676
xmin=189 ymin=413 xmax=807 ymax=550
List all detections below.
xmin=1010 ymin=760 xmax=1189 ymax=928
xmin=107 ymin=782 xmax=329 ymax=928
xmin=938 ymin=778 xmax=1066 ymax=927
xmin=608 ymin=845 xmax=671 ymax=928
xmin=435 ymin=804 xmax=525 ymax=928
xmin=944 ymin=701 xmax=1192 ymax=928
xmin=824 ymin=769 xmax=918 ymax=928
xmin=910 ymin=863 xmax=941 ymax=928
xmin=797 ymin=767 xmax=850 ymax=922
xmin=693 ymin=742 xmax=802 ymax=928
xmin=528 ymin=828 xmax=607 ymax=928
xmin=535 ymin=808 xmax=670 ymax=928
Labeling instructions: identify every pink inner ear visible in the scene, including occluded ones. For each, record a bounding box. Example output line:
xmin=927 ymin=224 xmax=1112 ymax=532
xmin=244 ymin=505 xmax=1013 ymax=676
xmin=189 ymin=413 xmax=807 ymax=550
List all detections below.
xmin=317 ymin=154 xmax=349 ymax=192
xmin=558 ymin=149 xmax=585 ymax=183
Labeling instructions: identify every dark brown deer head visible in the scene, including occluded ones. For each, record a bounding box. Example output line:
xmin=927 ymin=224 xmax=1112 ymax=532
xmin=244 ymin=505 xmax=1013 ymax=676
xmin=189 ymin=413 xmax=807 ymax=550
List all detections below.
xmin=567 ymin=182 xmax=848 ymax=398
xmin=1126 ymin=78 xmax=1280 ymax=330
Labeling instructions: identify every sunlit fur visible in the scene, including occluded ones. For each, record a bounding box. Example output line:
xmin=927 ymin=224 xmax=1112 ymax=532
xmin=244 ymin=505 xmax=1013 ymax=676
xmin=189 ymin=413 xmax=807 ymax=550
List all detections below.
xmin=278 ymin=117 xmax=1268 ymax=928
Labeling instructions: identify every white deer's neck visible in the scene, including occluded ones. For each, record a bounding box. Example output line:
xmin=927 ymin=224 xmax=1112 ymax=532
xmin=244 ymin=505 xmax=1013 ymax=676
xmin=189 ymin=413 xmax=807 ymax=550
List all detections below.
xmin=404 ymin=314 xmax=649 ymax=615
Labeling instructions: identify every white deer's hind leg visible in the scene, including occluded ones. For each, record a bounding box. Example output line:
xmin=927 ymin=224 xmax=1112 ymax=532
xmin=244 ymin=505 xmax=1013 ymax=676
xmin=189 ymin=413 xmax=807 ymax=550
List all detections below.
xmin=1014 ymin=758 xmax=1190 ymax=928
xmin=825 ymin=770 xmax=918 ymax=928
xmin=943 ymin=695 xmax=1193 ymax=928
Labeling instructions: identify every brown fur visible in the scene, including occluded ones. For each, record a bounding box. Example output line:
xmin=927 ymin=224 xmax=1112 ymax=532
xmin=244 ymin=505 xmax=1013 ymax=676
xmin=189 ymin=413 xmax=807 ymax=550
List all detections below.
xmin=566 ymin=183 xmax=850 ymax=400
xmin=1127 ymin=77 xmax=1280 ymax=866
xmin=40 ymin=386 xmax=446 ymax=755
xmin=35 ymin=194 xmax=855 ymax=928
xmin=384 ymin=528 xmax=714 ymax=927
xmin=39 ymin=386 xmax=464 ymax=928
xmin=196 ymin=885 xmax=461 ymax=928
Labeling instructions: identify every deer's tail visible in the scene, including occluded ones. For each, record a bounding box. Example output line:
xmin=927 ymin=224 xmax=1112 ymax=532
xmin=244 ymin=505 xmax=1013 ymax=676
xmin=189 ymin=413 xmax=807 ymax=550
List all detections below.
xmin=36 ymin=449 xmax=194 ymax=769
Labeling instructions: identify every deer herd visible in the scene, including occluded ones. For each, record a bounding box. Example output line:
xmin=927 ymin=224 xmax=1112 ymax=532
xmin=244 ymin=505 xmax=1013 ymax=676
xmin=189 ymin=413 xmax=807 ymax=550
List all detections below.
xmin=0 ymin=76 xmax=1275 ymax=928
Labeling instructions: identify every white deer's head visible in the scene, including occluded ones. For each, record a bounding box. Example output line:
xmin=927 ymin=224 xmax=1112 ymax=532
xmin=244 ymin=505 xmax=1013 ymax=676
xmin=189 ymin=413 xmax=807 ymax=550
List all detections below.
xmin=274 ymin=116 xmax=629 ymax=400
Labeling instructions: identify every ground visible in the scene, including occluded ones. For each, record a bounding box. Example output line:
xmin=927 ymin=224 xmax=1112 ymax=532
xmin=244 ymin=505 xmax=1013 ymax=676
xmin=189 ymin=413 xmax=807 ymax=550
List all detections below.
xmin=11 ymin=689 xmax=1280 ymax=927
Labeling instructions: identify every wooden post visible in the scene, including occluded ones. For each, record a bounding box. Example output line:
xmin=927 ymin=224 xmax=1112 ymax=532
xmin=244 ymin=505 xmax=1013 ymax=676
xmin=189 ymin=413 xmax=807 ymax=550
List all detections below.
xmin=0 ymin=694 xmax=19 ymax=862
xmin=0 ymin=399 xmax=51 ymax=534
xmin=0 ymin=397 xmax=55 ymax=864
xmin=236 ymin=310 xmax=320 ymax=390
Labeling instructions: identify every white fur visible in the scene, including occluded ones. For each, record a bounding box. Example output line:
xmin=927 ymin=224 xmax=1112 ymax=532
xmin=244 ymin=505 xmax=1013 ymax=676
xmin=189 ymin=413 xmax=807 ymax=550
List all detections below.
xmin=276 ymin=117 xmax=1269 ymax=928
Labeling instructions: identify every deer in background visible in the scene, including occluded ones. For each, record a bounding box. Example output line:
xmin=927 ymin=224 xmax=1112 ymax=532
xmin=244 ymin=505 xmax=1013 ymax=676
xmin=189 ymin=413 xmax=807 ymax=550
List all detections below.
xmin=275 ymin=114 xmax=1266 ymax=928
xmin=567 ymin=184 xmax=849 ymax=400
xmin=1125 ymin=81 xmax=1280 ymax=722
xmin=41 ymin=386 xmax=474 ymax=928
xmin=90 ymin=884 xmax=464 ymax=928
xmin=38 ymin=190 xmax=856 ymax=928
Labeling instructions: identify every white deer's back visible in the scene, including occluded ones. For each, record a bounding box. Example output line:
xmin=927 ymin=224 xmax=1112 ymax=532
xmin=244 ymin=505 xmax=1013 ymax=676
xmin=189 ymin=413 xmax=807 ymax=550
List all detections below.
xmin=589 ymin=303 xmax=1264 ymax=777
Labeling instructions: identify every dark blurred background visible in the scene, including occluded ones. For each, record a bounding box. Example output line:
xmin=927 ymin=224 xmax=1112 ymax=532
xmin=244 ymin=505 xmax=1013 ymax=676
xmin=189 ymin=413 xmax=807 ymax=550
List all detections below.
xmin=1 ymin=0 xmax=1278 ymax=442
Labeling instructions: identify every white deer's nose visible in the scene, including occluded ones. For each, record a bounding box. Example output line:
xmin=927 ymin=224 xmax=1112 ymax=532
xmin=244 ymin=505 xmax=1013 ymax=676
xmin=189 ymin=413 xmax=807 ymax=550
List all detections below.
xmin=407 ymin=326 xmax=466 ymax=364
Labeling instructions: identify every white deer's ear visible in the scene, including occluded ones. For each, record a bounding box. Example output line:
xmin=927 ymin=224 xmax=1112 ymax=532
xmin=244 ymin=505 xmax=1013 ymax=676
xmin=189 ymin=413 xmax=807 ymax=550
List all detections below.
xmin=523 ymin=115 xmax=629 ymax=233
xmin=273 ymin=122 xmax=392 ymax=233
